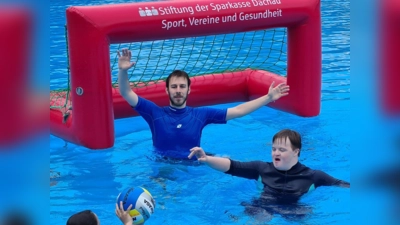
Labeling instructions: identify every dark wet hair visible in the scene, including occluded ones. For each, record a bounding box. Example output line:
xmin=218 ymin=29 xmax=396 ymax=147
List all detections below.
xmin=66 ymin=210 xmax=98 ymax=225
xmin=166 ymin=70 xmax=191 ymax=87
xmin=272 ymin=129 xmax=302 ymax=156
xmin=2 ymin=212 xmax=30 ymax=225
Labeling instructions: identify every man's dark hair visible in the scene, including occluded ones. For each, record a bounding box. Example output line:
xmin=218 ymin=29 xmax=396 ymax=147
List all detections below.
xmin=166 ymin=70 xmax=191 ymax=87
xmin=66 ymin=210 xmax=98 ymax=225
xmin=272 ymin=129 xmax=302 ymax=156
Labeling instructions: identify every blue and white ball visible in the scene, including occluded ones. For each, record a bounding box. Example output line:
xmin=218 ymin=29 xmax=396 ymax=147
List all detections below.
xmin=116 ymin=187 xmax=155 ymax=225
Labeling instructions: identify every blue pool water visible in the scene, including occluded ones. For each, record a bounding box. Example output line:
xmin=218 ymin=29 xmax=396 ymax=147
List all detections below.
xmin=50 ymin=0 xmax=350 ymax=224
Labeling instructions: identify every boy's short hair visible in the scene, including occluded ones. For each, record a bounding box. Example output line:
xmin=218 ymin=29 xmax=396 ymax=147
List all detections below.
xmin=66 ymin=210 xmax=98 ymax=225
xmin=272 ymin=129 xmax=302 ymax=156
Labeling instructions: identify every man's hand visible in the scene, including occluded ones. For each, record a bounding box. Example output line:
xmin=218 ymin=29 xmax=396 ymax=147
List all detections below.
xmin=268 ymin=82 xmax=290 ymax=102
xmin=188 ymin=147 xmax=208 ymax=162
xmin=117 ymin=49 xmax=136 ymax=71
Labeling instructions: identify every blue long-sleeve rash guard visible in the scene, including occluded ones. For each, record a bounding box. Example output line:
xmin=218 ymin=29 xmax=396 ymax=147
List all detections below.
xmin=133 ymin=97 xmax=227 ymax=158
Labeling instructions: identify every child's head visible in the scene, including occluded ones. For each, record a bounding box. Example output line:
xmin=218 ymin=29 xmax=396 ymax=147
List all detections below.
xmin=66 ymin=210 xmax=99 ymax=225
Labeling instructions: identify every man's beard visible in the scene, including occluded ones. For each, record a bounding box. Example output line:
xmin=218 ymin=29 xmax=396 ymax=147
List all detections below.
xmin=168 ymin=93 xmax=188 ymax=108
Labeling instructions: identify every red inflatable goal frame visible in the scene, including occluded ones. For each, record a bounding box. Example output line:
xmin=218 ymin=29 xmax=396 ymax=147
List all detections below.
xmin=50 ymin=0 xmax=322 ymax=149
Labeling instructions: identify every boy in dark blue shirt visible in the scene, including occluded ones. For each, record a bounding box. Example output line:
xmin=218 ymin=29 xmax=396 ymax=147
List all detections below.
xmin=188 ymin=129 xmax=350 ymax=197
xmin=188 ymin=129 xmax=350 ymax=220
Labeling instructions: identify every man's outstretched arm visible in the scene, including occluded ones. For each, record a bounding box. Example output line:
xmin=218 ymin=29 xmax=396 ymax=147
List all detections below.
xmin=226 ymin=82 xmax=289 ymax=121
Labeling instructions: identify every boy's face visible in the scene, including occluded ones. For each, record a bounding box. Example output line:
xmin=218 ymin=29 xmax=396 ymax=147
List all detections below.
xmin=271 ymin=137 xmax=299 ymax=171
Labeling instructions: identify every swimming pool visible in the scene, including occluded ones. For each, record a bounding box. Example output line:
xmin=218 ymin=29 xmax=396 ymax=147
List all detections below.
xmin=50 ymin=0 xmax=350 ymax=224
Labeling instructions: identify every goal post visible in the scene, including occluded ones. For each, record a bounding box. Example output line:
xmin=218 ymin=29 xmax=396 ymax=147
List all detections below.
xmin=381 ymin=0 xmax=400 ymax=115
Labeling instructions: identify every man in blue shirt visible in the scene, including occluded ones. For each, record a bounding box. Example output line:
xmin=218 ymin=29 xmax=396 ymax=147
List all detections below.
xmin=118 ymin=49 xmax=289 ymax=158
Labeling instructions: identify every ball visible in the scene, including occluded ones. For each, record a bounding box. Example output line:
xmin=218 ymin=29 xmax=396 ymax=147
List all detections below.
xmin=116 ymin=187 xmax=155 ymax=225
